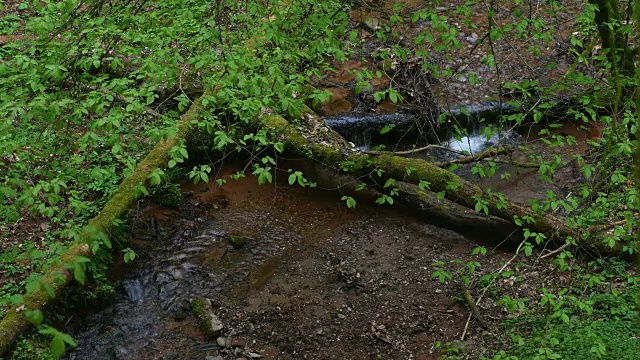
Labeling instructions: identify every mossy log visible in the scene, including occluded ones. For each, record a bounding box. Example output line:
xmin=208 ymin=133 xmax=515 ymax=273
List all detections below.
xmin=261 ymin=108 xmax=627 ymax=256
xmin=0 ymin=96 xmax=206 ymax=357
xmin=392 ymin=182 xmax=521 ymax=245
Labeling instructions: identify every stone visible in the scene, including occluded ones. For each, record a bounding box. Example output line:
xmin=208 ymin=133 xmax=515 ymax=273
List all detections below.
xmin=231 ymin=338 xmax=246 ymax=347
xmin=192 ymin=297 xmax=224 ymax=340
xmin=217 ymin=337 xmax=227 ymax=347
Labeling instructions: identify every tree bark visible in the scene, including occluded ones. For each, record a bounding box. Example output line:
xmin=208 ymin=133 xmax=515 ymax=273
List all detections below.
xmin=588 ymin=0 xmax=637 ymax=139
xmin=392 ymin=182 xmax=521 ymax=246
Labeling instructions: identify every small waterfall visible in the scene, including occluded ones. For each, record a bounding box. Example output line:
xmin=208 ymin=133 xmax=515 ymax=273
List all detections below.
xmin=323 ymin=113 xmax=412 ymax=150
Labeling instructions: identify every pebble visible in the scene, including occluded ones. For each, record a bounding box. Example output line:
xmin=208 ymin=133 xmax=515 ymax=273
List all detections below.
xmin=466 ymin=32 xmax=479 ymax=44
xmin=217 ymin=336 xmax=231 ymax=348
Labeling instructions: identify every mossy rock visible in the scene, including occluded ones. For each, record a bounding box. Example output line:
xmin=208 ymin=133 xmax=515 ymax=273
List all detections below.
xmin=191 ymin=297 xmax=224 ymax=340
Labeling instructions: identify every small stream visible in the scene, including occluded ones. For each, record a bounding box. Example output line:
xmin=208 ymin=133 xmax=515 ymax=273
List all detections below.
xmin=324 ymin=103 xmax=520 ymax=155
xmin=65 ymin=221 xmax=229 ymax=359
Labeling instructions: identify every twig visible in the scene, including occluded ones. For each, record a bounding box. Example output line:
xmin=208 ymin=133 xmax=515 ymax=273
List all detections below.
xmin=462 ymin=286 xmax=487 ymax=329
xmin=461 ymin=239 xmax=526 ymax=341
xmin=435 ymin=147 xmax=511 ymax=167
xmin=483 ymin=157 xmax=540 ymax=168
xmin=365 ymin=144 xmax=469 ymax=156
xmin=540 ymin=242 xmax=571 ymax=259
xmin=588 ymin=219 xmax=627 ymax=233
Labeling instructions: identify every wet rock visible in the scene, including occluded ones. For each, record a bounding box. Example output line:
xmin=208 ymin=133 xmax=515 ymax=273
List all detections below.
xmin=123 ymin=279 xmax=144 ymax=303
xmin=192 ymin=297 xmax=224 ymax=340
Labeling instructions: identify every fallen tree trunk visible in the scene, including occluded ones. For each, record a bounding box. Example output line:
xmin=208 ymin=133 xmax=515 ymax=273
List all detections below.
xmin=0 ymin=96 xmax=205 ymax=357
xmin=261 ymin=108 xmax=628 ymax=256
xmin=392 ymin=182 xmax=521 ymax=246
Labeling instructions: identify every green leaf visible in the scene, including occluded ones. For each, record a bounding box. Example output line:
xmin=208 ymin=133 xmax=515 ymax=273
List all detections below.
xmin=26 ymin=310 xmax=43 ymax=325
xmin=389 ymin=91 xmax=398 ymax=103
xmin=341 ymin=196 xmax=356 ymax=208
xmin=380 ymin=123 xmax=396 ymax=135
xmin=349 ymin=30 xmax=358 ymax=42
xmin=533 ymin=111 xmax=542 ymax=123
xmin=51 ymin=336 xmax=65 ymax=356
xmin=373 ymin=92 xmax=385 ymax=102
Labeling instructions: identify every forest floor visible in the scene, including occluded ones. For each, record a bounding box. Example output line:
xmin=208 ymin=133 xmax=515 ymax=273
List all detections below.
xmin=64 ymin=161 xmax=568 ymax=360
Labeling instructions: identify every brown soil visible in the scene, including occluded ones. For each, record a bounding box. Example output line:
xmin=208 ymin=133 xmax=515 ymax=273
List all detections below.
xmin=93 ymin=163 xmax=565 ymax=360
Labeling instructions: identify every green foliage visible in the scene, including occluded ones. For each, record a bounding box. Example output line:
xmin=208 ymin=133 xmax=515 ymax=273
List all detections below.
xmin=288 ymin=170 xmax=316 ymax=188
xmin=9 ymin=338 xmax=56 ymax=360
xmin=38 ymin=326 xmax=77 ymax=357
xmin=479 ymin=258 xmax=640 ymax=360
xmin=150 ymin=182 xmax=183 ymax=208
xmin=504 ymin=293 xmax=638 ymax=359
xmin=341 ymin=196 xmax=357 ymax=208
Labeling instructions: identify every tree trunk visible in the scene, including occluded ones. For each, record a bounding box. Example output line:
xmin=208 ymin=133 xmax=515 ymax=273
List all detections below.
xmin=588 ymin=0 xmax=637 ymax=139
xmin=392 ymin=182 xmax=521 ymax=246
